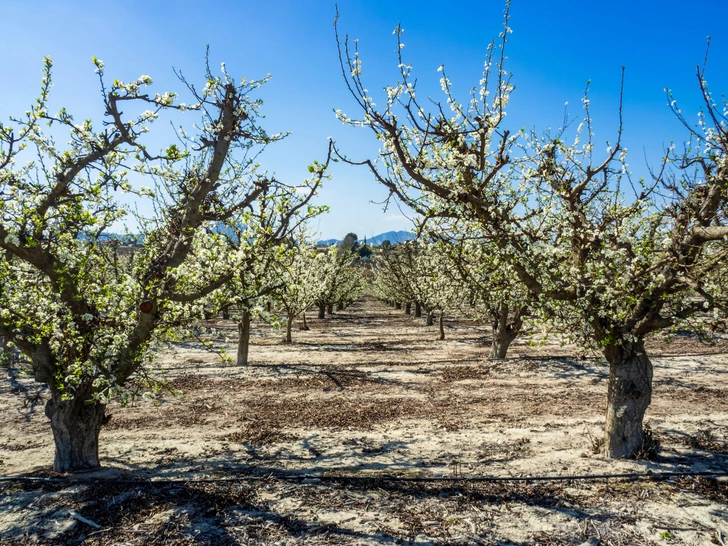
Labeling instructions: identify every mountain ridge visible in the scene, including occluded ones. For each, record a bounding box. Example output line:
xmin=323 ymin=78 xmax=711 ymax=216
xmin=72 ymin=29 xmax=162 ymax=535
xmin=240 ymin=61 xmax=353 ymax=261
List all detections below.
xmin=316 ymin=230 xmax=415 ymax=247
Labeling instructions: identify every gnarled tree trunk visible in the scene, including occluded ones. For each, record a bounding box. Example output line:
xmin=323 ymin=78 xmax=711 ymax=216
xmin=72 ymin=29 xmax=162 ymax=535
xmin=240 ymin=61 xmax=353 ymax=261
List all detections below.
xmin=490 ymin=303 xmax=524 ymax=360
xmin=45 ymin=391 xmax=106 ymax=472
xmin=603 ymin=339 xmax=653 ymax=458
xmin=237 ymin=309 xmax=251 ymax=366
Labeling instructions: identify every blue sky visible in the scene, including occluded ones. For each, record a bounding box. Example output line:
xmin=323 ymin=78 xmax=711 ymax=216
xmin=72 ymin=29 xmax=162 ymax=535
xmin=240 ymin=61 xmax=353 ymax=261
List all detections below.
xmin=1 ymin=1 xmax=726 ymax=239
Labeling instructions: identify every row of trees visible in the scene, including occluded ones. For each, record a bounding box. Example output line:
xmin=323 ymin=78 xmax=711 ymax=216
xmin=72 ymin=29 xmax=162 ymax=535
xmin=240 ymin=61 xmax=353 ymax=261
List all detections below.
xmin=205 ymin=236 xmax=365 ymax=364
xmin=275 ymin=243 xmax=365 ymax=343
xmin=335 ymin=8 xmax=728 ymax=458
xmin=372 ymin=237 xmax=529 ymax=357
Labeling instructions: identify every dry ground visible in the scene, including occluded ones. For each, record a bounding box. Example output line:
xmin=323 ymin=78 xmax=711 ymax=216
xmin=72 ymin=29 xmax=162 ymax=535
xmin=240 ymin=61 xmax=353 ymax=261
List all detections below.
xmin=1 ymin=297 xmax=727 ymax=545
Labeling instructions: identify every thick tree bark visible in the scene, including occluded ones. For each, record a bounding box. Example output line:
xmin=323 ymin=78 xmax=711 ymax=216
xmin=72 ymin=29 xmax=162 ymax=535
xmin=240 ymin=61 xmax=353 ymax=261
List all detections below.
xmin=337 ymin=301 xmax=344 ymax=311
xmin=317 ymin=303 xmax=326 ymax=319
xmin=426 ymin=312 xmax=433 ymax=326
xmin=404 ymin=302 xmax=411 ymax=315
xmin=414 ymin=302 xmax=422 ymax=317
xmin=237 ymin=309 xmax=251 ymax=366
xmin=395 ymin=302 xmax=402 ymax=310
xmin=45 ymin=391 xmax=106 ymax=472
xmin=302 ymin=312 xmax=310 ymax=330
xmin=438 ymin=311 xmax=445 ymax=340
xmin=603 ymin=339 xmax=653 ymax=458
xmin=327 ymin=304 xmax=334 ymax=315
xmin=490 ymin=303 xmax=523 ymax=360
xmin=285 ymin=315 xmax=293 ymax=343
xmin=221 ymin=306 xmax=230 ymax=320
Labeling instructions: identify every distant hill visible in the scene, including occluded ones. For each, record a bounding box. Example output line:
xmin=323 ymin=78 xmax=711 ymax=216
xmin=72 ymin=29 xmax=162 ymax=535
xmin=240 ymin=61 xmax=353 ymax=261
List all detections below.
xmin=366 ymin=230 xmax=416 ymax=246
xmin=316 ymin=230 xmax=415 ymax=247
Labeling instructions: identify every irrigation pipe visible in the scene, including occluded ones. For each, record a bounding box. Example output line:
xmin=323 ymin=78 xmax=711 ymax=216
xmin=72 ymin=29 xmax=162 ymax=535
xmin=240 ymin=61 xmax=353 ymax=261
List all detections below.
xmin=1 ymin=470 xmax=726 ymax=486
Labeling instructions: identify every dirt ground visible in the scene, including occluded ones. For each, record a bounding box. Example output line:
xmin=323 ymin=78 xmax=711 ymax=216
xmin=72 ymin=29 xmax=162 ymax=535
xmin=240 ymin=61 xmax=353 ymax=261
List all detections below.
xmin=1 ymin=297 xmax=727 ymax=545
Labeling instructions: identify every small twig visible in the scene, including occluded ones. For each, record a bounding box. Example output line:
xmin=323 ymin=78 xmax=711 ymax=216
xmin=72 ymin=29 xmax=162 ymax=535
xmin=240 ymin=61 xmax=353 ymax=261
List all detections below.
xmin=85 ymin=528 xmax=111 ymax=538
xmin=69 ymin=510 xmax=101 ymax=529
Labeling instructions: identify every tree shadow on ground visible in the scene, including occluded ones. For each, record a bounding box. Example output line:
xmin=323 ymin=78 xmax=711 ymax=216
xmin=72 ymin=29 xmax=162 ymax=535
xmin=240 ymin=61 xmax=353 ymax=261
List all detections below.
xmin=0 ymin=462 xmax=631 ymax=546
xmin=4 ymin=441 xmax=727 ymax=546
xmin=3 ymin=367 xmax=48 ymax=421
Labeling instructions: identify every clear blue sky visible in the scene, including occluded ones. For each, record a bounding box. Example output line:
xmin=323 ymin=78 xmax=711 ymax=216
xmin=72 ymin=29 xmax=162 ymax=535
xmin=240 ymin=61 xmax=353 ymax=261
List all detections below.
xmin=1 ymin=1 xmax=726 ymax=239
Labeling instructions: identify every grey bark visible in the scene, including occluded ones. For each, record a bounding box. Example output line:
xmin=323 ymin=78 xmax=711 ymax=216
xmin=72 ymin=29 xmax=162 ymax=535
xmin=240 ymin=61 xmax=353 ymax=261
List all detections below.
xmin=46 ymin=391 xmax=106 ymax=472
xmin=490 ymin=303 xmax=524 ymax=360
xmin=285 ymin=315 xmax=293 ymax=343
xmin=604 ymin=339 xmax=653 ymax=458
xmin=236 ymin=309 xmax=251 ymax=366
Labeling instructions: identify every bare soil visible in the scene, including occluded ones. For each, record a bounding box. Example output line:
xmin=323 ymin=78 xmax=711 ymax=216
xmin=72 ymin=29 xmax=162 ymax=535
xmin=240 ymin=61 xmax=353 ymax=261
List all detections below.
xmin=1 ymin=297 xmax=727 ymax=545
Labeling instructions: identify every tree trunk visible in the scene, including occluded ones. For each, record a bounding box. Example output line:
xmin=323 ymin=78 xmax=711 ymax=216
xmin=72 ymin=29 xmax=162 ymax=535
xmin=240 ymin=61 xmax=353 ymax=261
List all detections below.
xmin=414 ymin=302 xmax=422 ymax=317
xmin=285 ymin=315 xmax=293 ymax=343
xmin=45 ymin=391 xmax=106 ymax=472
xmin=0 ymin=335 xmax=10 ymax=367
xmin=221 ymin=306 xmax=230 ymax=320
xmin=237 ymin=309 xmax=251 ymax=366
xmin=337 ymin=301 xmax=344 ymax=311
xmin=426 ymin=312 xmax=433 ymax=326
xmin=603 ymin=339 xmax=653 ymax=458
xmin=302 ymin=312 xmax=310 ymax=330
xmin=490 ymin=303 xmax=523 ymax=360
xmin=438 ymin=311 xmax=445 ymax=340
xmin=317 ymin=303 xmax=325 ymax=319
xmin=405 ymin=303 xmax=411 ymax=315
xmin=395 ymin=302 xmax=402 ymax=310
xmin=327 ymin=304 xmax=334 ymax=315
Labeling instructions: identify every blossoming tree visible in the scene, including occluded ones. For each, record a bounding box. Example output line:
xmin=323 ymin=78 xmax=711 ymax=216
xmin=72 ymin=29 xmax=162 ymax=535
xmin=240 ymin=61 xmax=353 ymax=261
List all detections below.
xmin=426 ymin=220 xmax=531 ymax=358
xmin=335 ymin=10 xmax=728 ymax=457
xmin=273 ymin=242 xmax=320 ymax=343
xmin=0 ymin=57 xmax=332 ymax=471
xmin=206 ymin=174 xmax=331 ymax=366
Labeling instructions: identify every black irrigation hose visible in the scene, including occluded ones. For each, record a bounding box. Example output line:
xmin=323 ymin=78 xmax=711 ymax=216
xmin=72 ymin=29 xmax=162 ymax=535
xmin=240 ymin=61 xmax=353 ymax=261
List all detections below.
xmin=1 ymin=470 xmax=726 ymax=486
